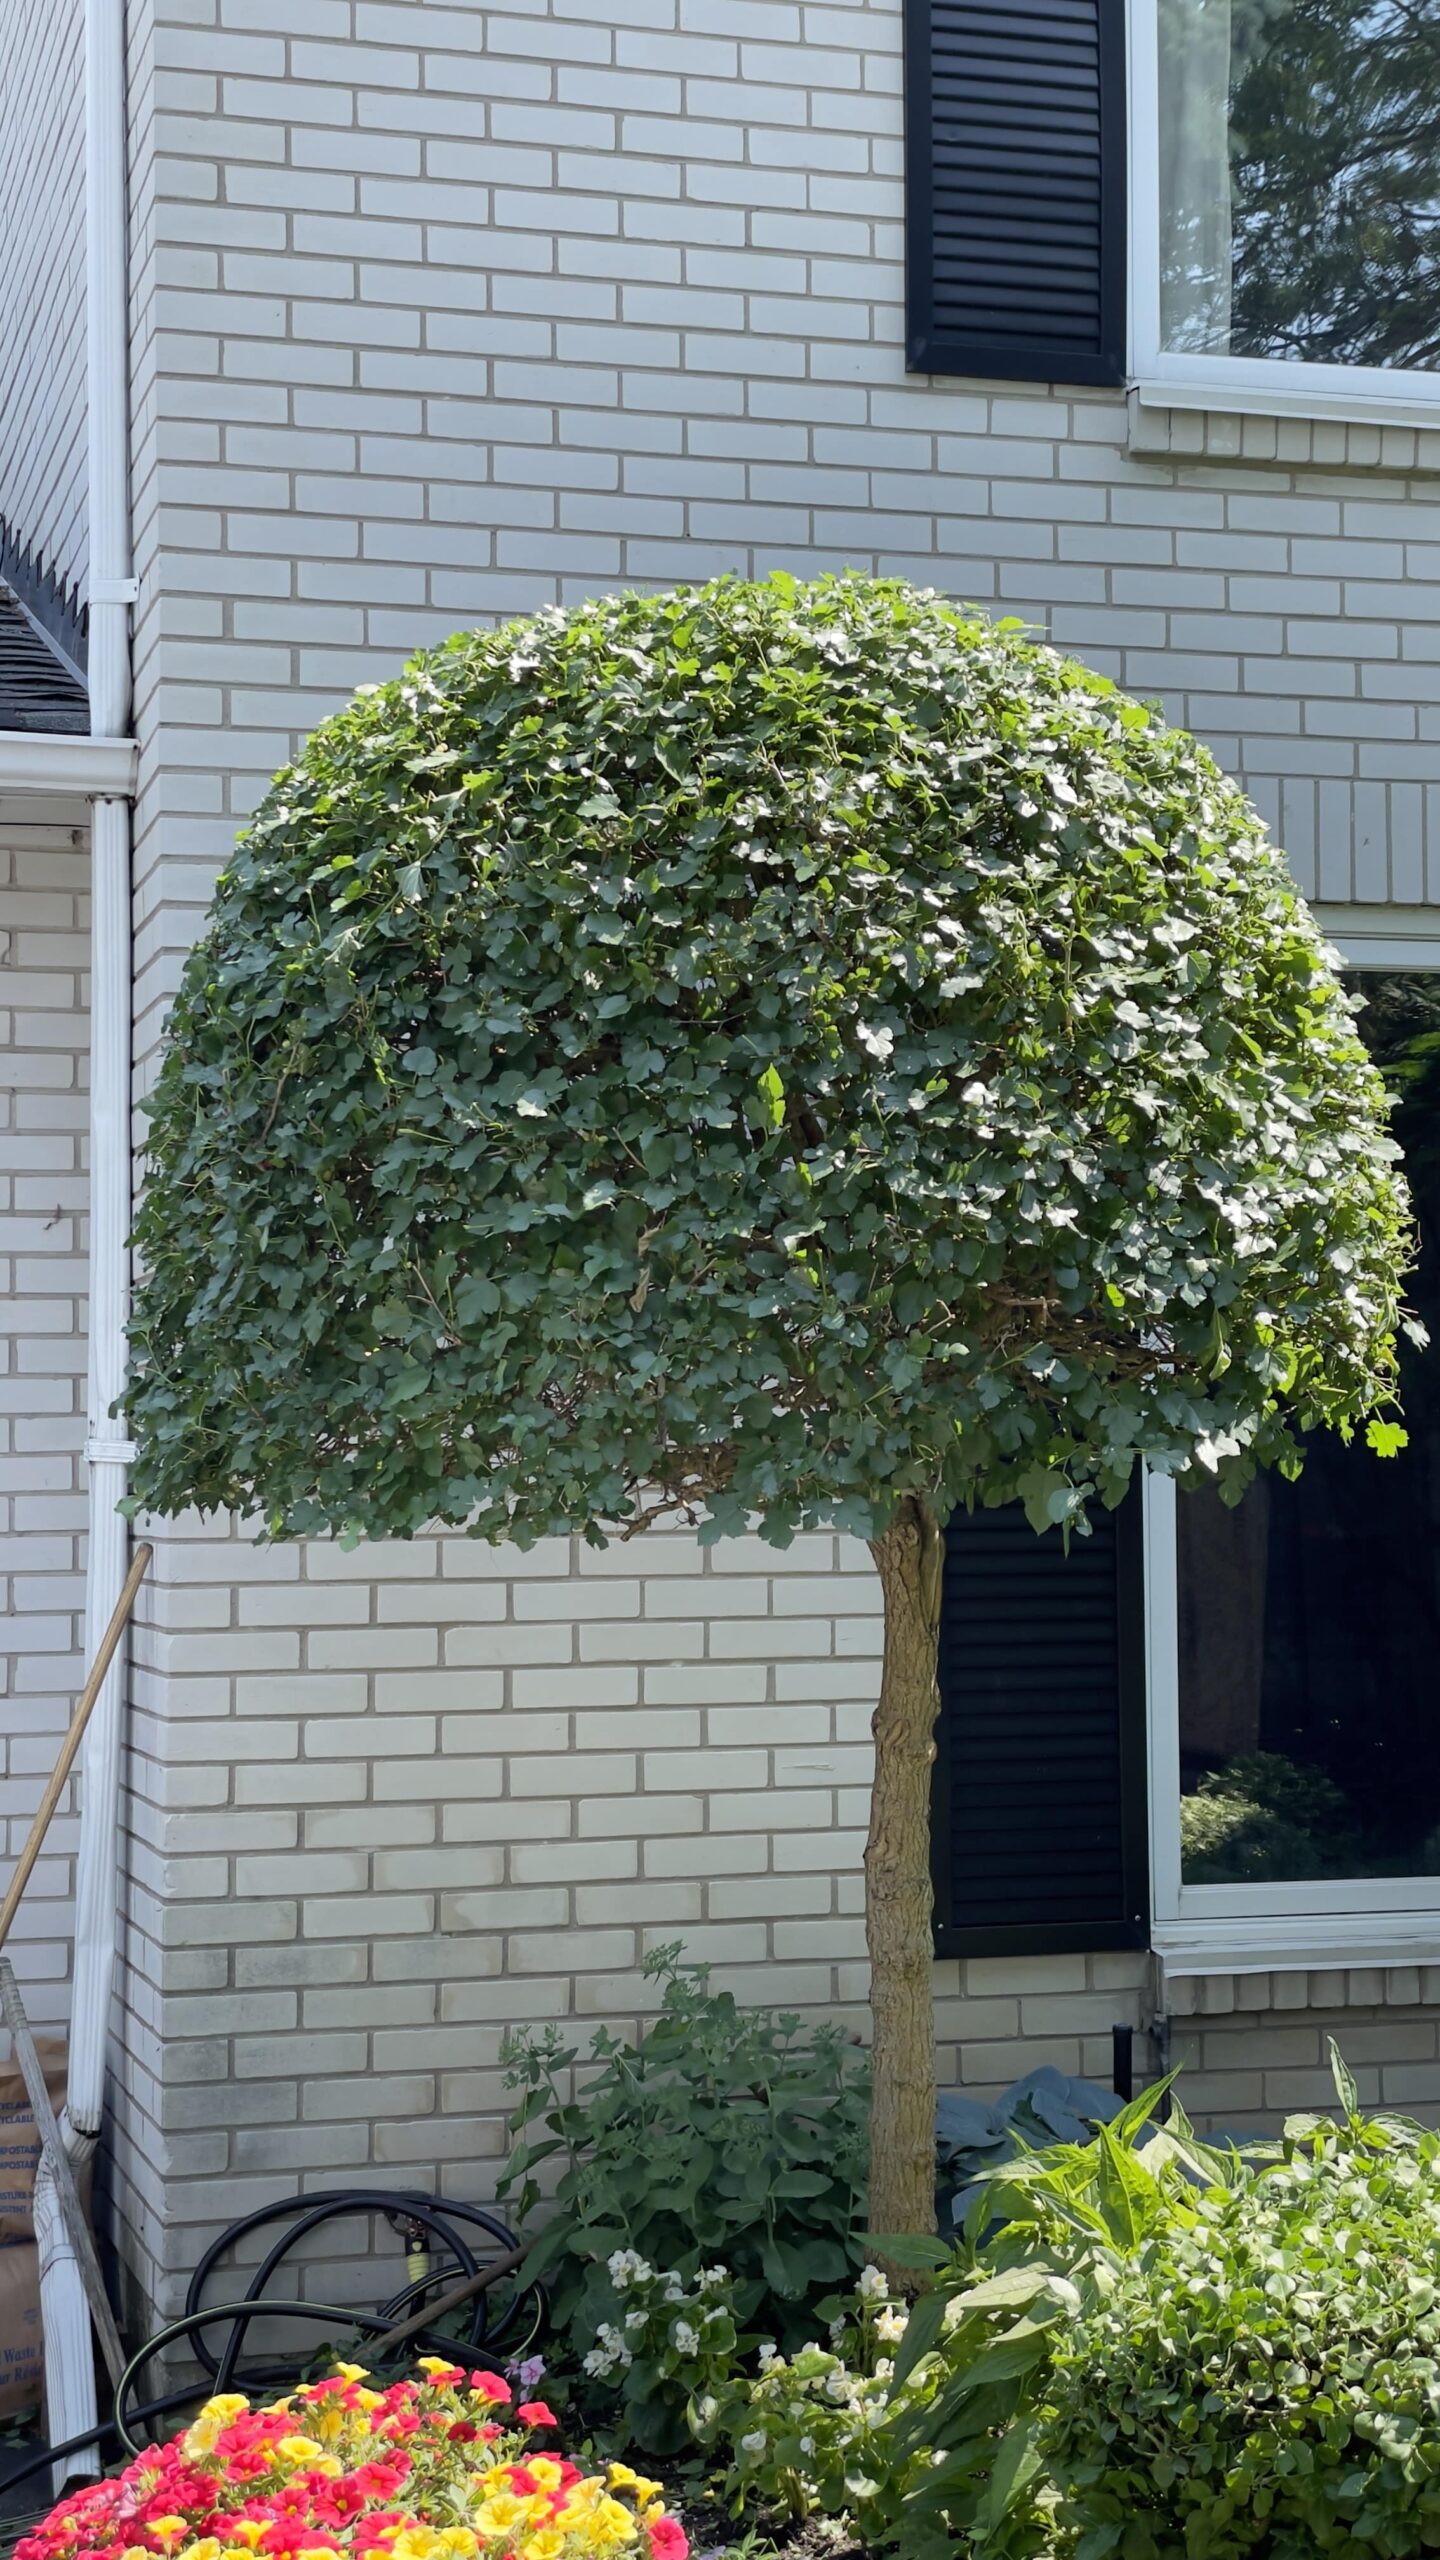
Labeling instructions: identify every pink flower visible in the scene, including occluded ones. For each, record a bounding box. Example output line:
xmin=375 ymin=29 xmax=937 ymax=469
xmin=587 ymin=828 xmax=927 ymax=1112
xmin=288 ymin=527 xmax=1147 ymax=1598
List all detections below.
xmin=515 ymin=2403 xmax=558 ymax=2430
xmin=647 ymin=2523 xmax=688 ymax=2560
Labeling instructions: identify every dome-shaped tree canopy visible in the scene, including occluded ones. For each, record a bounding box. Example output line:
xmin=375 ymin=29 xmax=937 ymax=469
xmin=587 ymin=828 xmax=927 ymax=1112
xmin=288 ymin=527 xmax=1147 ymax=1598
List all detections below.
xmin=126 ymin=574 xmax=1410 ymax=1544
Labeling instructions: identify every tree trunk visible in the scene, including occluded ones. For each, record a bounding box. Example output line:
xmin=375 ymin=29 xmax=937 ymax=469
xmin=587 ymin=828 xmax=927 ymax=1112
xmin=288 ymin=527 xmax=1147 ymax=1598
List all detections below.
xmin=865 ymin=1494 xmax=945 ymax=2269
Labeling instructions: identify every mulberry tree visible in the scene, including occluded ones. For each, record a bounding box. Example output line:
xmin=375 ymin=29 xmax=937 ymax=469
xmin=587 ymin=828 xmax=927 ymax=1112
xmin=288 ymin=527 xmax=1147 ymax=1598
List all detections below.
xmin=127 ymin=575 xmax=1413 ymax=2253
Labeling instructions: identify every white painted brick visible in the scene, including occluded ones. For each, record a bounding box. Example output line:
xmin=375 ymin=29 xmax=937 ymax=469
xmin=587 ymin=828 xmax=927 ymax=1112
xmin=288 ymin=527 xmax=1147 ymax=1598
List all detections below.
xmin=92 ymin=0 xmax=1440 ymax=2345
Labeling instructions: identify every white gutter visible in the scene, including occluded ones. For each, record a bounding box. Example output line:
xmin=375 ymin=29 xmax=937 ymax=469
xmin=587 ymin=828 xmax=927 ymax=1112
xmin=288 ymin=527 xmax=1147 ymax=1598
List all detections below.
xmin=35 ymin=0 xmax=136 ymax=2478
xmin=0 ymin=731 xmax=135 ymax=796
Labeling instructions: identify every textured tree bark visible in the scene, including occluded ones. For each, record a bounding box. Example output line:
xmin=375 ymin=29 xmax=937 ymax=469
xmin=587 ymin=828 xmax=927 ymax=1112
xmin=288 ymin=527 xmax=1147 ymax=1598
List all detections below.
xmin=865 ymin=1494 xmax=945 ymax=2270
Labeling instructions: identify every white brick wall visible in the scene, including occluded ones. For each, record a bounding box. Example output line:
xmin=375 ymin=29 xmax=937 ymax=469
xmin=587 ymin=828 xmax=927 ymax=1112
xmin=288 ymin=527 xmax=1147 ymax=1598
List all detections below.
xmin=0 ymin=802 xmax=90 ymax=2032
xmin=96 ymin=0 xmax=1440 ymax=2326
xmin=0 ymin=0 xmax=87 ymax=593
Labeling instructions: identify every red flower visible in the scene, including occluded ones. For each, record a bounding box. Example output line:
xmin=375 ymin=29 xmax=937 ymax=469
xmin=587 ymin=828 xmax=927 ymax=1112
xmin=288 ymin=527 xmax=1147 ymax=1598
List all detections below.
xmin=515 ymin=2404 xmax=558 ymax=2430
xmin=647 ymin=2523 xmax=688 ymax=2560
xmin=466 ymin=2374 xmax=511 ymax=2405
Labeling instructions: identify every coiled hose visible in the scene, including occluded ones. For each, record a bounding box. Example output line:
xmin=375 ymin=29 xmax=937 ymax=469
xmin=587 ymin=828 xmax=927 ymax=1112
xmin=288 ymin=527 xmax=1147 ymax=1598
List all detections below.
xmin=0 ymin=2188 xmax=543 ymax=2509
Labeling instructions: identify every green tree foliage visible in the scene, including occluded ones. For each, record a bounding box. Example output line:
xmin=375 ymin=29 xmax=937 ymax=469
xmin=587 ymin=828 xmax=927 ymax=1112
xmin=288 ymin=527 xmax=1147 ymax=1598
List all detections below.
xmin=125 ymin=574 xmax=1409 ymax=1540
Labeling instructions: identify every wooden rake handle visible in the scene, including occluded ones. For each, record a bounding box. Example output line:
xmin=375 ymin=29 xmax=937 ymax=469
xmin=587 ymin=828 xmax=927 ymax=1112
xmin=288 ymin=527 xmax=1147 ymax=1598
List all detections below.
xmin=0 ymin=1540 xmax=152 ymax=1960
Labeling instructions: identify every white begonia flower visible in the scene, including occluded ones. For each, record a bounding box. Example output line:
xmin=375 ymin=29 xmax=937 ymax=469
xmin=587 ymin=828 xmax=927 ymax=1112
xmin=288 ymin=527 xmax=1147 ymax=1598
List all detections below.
xmin=697 ymin=2396 xmax=718 ymax=2426
xmin=875 ymin=2307 xmax=907 ymax=2343
xmin=824 ymin=2371 xmax=852 ymax=2402
xmin=701 ymin=2265 xmax=730 ymax=2289
xmin=606 ymin=2249 xmax=653 ymax=2291
xmin=624 ymin=2310 xmax=647 ymax=2334
xmin=662 ymin=2273 xmax=686 ymax=2303
xmin=857 ymin=2264 xmax=888 ymax=2301
xmin=845 ymin=2477 xmax=879 ymax=2500
xmin=800 ymin=2437 xmax=816 ymax=2457
xmin=671 ymin=2320 xmax=700 ymax=2355
xmin=740 ymin=2432 xmax=767 ymax=2458
xmin=875 ymin=2358 xmax=894 ymax=2382
xmin=757 ymin=2341 xmax=780 ymax=2370
xmin=592 ymin=2321 xmax=633 ymax=2370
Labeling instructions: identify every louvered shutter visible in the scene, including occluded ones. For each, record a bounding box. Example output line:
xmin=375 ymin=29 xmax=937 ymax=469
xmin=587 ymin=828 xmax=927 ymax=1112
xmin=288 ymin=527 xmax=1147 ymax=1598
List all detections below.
xmin=931 ymin=1493 xmax=1148 ymax=1956
xmin=903 ymin=0 xmax=1127 ymax=385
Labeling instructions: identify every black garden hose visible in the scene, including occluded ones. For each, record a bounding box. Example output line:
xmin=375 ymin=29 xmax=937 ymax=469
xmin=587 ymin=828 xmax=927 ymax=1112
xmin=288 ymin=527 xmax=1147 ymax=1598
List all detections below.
xmin=4 ymin=2187 xmax=543 ymax=2501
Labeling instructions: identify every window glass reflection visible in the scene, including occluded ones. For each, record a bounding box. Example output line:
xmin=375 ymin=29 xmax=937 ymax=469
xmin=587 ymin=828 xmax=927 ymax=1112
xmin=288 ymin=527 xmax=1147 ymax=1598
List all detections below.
xmin=1178 ymin=973 xmax=1440 ymax=1884
xmin=1159 ymin=0 xmax=1440 ymax=371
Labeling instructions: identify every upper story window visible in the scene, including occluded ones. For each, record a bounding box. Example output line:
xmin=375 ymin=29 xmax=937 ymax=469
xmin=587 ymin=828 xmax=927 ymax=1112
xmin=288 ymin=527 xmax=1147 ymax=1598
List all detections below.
xmin=1133 ymin=0 xmax=1440 ymax=411
xmin=904 ymin=0 xmax=1440 ymax=417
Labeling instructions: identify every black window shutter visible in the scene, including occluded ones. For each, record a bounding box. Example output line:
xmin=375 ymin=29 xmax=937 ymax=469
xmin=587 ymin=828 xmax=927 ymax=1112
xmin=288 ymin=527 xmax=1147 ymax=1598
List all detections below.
xmin=932 ymin=1494 xmax=1148 ymax=1957
xmin=903 ymin=0 xmax=1127 ymax=385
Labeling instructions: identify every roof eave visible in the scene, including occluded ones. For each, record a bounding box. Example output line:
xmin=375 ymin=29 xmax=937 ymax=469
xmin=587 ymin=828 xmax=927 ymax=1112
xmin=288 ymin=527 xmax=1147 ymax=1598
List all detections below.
xmin=0 ymin=729 xmax=136 ymax=797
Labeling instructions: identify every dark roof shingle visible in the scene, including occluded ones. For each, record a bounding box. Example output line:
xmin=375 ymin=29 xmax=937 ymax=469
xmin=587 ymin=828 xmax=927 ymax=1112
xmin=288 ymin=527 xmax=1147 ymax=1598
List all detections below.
xmin=0 ymin=587 xmax=89 ymax=735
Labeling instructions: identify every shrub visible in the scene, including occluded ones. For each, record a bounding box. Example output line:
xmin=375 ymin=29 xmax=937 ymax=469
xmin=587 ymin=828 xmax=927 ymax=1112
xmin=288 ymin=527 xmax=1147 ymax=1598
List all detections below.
xmin=500 ymin=1948 xmax=869 ymax=2418
xmin=15 ymin=2361 xmax=688 ymax=2560
xmin=892 ymin=2049 xmax=1440 ymax=2560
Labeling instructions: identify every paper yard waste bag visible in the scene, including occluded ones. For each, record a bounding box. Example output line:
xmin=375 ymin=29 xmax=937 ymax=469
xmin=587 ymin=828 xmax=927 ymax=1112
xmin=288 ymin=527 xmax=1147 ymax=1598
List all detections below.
xmin=0 ymin=2241 xmax=42 ymax=2414
xmin=0 ymin=2041 xmax=71 ymax=2415
xmin=0 ymin=2040 xmax=67 ymax=2243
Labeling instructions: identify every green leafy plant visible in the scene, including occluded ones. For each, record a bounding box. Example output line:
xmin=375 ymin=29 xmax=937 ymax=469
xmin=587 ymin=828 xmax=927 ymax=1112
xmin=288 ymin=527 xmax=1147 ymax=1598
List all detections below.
xmin=693 ymin=2264 xmax=937 ymax=2538
xmin=124 ymin=573 xmax=1415 ymax=2250
xmin=885 ymin=2049 xmax=1440 ymax=2560
xmin=499 ymin=1948 xmax=869 ymax=2433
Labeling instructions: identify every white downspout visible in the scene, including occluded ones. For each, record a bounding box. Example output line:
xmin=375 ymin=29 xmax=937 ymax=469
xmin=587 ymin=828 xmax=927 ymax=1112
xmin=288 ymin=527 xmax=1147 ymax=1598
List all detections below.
xmin=34 ymin=0 xmax=135 ymax=2478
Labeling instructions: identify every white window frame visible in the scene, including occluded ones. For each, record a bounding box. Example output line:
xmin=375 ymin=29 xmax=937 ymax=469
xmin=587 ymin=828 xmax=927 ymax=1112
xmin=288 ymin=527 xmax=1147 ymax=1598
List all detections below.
xmin=1146 ymin=922 xmax=1440 ymax=1974
xmin=1128 ymin=0 xmax=1440 ymax=430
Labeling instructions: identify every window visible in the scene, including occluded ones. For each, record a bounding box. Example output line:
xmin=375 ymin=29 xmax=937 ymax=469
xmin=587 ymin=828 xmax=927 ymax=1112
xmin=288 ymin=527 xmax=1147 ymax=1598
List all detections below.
xmin=1149 ymin=961 xmax=1440 ymax=1968
xmin=1133 ymin=0 xmax=1440 ymax=415
xmin=934 ymin=951 xmax=1440 ymax=1973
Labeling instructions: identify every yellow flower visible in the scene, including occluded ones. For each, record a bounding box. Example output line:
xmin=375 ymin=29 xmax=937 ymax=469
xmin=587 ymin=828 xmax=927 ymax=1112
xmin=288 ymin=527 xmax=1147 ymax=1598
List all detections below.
xmin=276 ymin=2436 xmax=327 ymax=2466
xmin=227 ymin=2526 xmax=266 ymax=2550
xmin=525 ymin=2459 xmax=562 ymax=2492
xmin=606 ymin=2467 xmax=640 ymax=2492
xmin=389 ymin=2532 xmax=441 ymax=2560
xmin=352 ymin=2388 xmax=383 ymax=2412
xmin=332 ymin=2361 xmax=369 ymax=2382
xmin=148 ymin=2523 xmax=188 ymax=2545
xmin=417 ymin=2355 xmax=463 ymax=2380
xmin=177 ymin=2540 xmax=223 ymax=2560
xmin=520 ymin=2534 xmax=565 ymax=2560
xmin=435 ymin=2535 xmax=477 ymax=2558
xmin=593 ymin=2496 xmax=642 ymax=2548
xmin=472 ymin=2494 xmax=528 ymax=2540
xmin=203 ymin=2396 xmax=250 ymax=2424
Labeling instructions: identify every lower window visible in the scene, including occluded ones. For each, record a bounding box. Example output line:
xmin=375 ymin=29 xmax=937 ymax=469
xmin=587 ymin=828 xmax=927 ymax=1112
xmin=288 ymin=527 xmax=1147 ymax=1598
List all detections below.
xmin=933 ymin=957 xmax=1440 ymax=1969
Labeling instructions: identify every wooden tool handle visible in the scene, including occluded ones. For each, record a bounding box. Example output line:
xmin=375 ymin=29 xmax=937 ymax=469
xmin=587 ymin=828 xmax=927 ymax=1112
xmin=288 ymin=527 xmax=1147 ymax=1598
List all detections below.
xmin=0 ymin=1540 xmax=152 ymax=1959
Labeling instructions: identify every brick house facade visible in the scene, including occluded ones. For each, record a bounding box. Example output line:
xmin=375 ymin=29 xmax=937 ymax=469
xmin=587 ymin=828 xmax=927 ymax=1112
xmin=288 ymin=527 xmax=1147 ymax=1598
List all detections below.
xmin=3 ymin=0 xmax=1440 ymax=2351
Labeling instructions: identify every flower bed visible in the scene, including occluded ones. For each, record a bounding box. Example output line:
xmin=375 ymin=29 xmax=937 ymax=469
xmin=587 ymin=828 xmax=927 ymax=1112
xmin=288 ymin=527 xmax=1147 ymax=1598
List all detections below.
xmin=17 ymin=2362 xmax=687 ymax=2560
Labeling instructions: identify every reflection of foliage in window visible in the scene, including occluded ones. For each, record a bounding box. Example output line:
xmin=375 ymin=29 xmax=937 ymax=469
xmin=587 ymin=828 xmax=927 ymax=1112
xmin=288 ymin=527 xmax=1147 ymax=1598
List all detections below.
xmin=1181 ymin=1748 xmax=1360 ymax=1880
xmin=1227 ymin=0 xmax=1440 ymax=369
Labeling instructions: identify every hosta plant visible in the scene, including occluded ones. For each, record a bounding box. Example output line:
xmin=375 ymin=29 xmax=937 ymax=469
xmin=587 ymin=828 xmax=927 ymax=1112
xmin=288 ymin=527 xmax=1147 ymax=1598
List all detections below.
xmin=17 ymin=2361 xmax=687 ymax=2560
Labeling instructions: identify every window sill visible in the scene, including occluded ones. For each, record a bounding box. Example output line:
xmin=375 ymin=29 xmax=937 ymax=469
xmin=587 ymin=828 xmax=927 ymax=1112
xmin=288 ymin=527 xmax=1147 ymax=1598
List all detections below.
xmin=1152 ymin=1915 xmax=1440 ymax=2005
xmin=1127 ymin=385 xmax=1440 ymax=476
